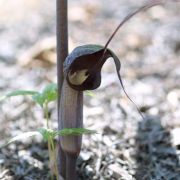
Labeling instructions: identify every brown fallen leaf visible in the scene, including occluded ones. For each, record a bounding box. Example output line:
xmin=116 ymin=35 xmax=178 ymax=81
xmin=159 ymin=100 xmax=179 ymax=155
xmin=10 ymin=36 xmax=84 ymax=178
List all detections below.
xmin=17 ymin=37 xmax=75 ymax=67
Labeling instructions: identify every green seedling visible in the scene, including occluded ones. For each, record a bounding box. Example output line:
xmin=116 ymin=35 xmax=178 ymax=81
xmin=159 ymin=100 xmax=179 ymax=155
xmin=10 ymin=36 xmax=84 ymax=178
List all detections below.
xmin=0 ymin=90 xmax=38 ymax=101
xmin=0 ymin=83 xmax=96 ymax=180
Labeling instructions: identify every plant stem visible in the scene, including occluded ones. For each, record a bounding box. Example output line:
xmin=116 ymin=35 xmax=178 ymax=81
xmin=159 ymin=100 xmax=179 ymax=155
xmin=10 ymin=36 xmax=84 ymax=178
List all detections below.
xmin=44 ymin=102 xmax=49 ymax=128
xmin=48 ymin=138 xmax=54 ymax=180
xmin=66 ymin=153 xmax=78 ymax=180
xmin=59 ymin=81 xmax=83 ymax=180
xmin=50 ymin=138 xmax=58 ymax=180
xmin=44 ymin=103 xmax=53 ymax=179
xmin=56 ymin=0 xmax=68 ymax=178
xmin=57 ymin=0 xmax=84 ymax=179
xmin=44 ymin=102 xmax=58 ymax=180
xmin=44 ymin=102 xmax=56 ymax=179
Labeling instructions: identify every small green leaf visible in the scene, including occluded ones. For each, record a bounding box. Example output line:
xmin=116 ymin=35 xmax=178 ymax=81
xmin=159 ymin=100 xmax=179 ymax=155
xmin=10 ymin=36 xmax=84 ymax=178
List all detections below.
xmin=41 ymin=83 xmax=58 ymax=104
xmin=37 ymin=128 xmax=57 ymax=141
xmin=0 ymin=83 xmax=57 ymax=108
xmin=0 ymin=127 xmax=97 ymax=148
xmin=32 ymin=93 xmax=45 ymax=107
xmin=32 ymin=83 xmax=58 ymax=107
xmin=58 ymin=128 xmax=97 ymax=136
xmin=6 ymin=90 xmax=38 ymax=97
xmin=85 ymin=90 xmax=95 ymax=97
xmin=1 ymin=131 xmax=40 ymax=148
xmin=0 ymin=90 xmax=38 ymax=102
xmin=38 ymin=127 xmax=96 ymax=140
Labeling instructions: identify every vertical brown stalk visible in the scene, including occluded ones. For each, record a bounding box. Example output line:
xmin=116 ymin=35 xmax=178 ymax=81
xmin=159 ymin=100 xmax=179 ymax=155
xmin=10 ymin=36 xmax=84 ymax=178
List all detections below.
xmin=56 ymin=0 xmax=83 ymax=179
xmin=56 ymin=0 xmax=68 ymax=178
xmin=60 ymin=81 xmax=83 ymax=180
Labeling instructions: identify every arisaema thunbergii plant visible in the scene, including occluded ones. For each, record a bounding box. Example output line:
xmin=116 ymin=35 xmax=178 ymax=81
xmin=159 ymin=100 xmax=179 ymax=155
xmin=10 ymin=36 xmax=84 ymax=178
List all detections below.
xmin=58 ymin=0 xmax=180 ymax=179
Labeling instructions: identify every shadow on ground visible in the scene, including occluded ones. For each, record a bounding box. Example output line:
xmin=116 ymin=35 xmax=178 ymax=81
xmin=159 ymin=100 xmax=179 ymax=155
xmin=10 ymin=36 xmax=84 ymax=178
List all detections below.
xmin=134 ymin=116 xmax=180 ymax=180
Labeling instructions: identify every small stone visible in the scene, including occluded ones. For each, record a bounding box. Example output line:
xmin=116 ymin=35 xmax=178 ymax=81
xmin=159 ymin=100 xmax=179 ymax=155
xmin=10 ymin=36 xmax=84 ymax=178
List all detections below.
xmin=108 ymin=163 xmax=133 ymax=180
xmin=171 ymin=128 xmax=180 ymax=147
xmin=84 ymin=106 xmax=104 ymax=116
xmin=0 ymin=154 xmax=6 ymax=164
xmin=85 ymin=165 xmax=94 ymax=177
xmin=80 ymin=151 xmax=92 ymax=161
xmin=167 ymin=89 xmax=180 ymax=107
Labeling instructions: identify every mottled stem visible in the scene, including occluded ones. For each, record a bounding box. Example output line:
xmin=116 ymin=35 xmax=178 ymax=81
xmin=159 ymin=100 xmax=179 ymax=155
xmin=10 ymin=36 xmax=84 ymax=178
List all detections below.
xmin=66 ymin=154 xmax=78 ymax=180
xmin=59 ymin=80 xmax=83 ymax=180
